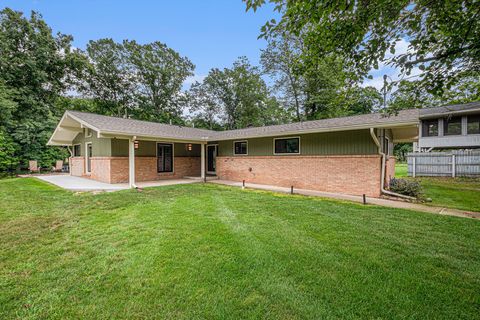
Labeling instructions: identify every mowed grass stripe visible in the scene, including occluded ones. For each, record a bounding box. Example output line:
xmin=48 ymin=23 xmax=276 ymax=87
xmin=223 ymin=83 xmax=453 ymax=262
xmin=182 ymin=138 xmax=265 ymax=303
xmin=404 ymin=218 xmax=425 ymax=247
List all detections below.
xmin=0 ymin=178 xmax=479 ymax=319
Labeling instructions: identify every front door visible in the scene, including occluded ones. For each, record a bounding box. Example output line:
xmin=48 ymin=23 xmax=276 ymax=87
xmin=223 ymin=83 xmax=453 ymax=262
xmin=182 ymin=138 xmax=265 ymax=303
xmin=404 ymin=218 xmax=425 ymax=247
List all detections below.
xmin=207 ymin=145 xmax=217 ymax=174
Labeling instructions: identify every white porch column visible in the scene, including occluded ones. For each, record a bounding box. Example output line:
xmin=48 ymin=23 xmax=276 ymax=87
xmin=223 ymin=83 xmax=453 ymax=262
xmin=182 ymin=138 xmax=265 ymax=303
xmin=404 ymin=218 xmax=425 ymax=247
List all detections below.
xmin=128 ymin=137 xmax=137 ymax=188
xmin=200 ymin=143 xmax=206 ymax=180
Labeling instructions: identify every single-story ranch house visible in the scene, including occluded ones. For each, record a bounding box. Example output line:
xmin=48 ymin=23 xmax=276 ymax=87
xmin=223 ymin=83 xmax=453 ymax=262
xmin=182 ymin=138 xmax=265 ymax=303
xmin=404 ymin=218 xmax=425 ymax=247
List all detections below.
xmin=48 ymin=102 xmax=480 ymax=197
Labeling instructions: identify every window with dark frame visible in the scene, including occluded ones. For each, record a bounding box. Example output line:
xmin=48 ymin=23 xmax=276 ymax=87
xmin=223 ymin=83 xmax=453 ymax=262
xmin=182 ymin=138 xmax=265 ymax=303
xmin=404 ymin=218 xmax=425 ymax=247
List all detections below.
xmin=274 ymin=138 xmax=300 ymax=154
xmin=157 ymin=143 xmax=173 ymax=173
xmin=422 ymin=119 xmax=439 ymax=137
xmin=444 ymin=117 xmax=462 ymax=135
xmin=467 ymin=115 xmax=480 ymax=134
xmin=234 ymin=141 xmax=247 ymax=155
xmin=73 ymin=144 xmax=81 ymax=157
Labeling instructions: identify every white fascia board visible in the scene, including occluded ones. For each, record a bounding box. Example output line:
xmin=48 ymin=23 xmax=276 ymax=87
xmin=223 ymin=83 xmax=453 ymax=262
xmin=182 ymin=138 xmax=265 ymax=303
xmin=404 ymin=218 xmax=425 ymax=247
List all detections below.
xmin=99 ymin=131 xmax=207 ymax=144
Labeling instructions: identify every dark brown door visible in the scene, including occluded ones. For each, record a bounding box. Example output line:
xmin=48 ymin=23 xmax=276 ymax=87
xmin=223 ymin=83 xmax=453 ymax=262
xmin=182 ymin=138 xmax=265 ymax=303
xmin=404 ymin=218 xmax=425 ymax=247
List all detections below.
xmin=207 ymin=145 xmax=216 ymax=174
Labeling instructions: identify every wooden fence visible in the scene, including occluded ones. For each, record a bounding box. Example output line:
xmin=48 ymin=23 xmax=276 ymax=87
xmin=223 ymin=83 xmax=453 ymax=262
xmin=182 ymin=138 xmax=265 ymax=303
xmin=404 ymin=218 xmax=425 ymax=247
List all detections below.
xmin=407 ymin=151 xmax=480 ymax=177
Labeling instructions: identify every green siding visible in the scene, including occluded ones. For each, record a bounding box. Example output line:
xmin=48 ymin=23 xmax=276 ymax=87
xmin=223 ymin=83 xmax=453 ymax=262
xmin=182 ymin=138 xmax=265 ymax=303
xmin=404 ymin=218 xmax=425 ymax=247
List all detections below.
xmin=175 ymin=143 xmax=201 ymax=157
xmin=72 ymin=129 xmax=112 ymax=157
xmin=110 ymin=139 xmax=201 ymax=157
xmin=111 ymin=139 xmax=129 ymax=157
xmin=218 ymin=130 xmax=378 ymax=156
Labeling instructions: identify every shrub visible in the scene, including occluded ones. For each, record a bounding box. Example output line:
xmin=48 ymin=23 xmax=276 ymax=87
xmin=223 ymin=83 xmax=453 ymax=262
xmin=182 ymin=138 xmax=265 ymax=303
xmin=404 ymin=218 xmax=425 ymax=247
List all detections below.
xmin=389 ymin=178 xmax=423 ymax=198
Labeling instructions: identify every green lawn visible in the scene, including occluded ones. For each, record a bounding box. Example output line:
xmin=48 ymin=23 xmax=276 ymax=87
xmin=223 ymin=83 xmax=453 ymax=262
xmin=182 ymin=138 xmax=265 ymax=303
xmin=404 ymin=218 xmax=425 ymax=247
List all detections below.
xmin=394 ymin=163 xmax=480 ymax=212
xmin=395 ymin=162 xmax=408 ymax=177
xmin=1 ymin=178 xmax=479 ymax=319
xmin=414 ymin=177 xmax=480 ymax=212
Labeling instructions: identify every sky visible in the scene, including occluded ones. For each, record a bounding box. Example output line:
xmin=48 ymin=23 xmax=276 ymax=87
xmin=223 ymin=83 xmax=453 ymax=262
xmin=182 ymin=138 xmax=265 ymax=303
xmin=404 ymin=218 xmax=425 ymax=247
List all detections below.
xmin=1 ymin=0 xmax=406 ymax=91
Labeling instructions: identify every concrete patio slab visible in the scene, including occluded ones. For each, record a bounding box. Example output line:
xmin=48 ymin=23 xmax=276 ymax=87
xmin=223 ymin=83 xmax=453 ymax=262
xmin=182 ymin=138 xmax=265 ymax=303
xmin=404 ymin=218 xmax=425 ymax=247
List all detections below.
xmin=35 ymin=175 xmax=201 ymax=192
xmin=36 ymin=175 xmax=128 ymax=191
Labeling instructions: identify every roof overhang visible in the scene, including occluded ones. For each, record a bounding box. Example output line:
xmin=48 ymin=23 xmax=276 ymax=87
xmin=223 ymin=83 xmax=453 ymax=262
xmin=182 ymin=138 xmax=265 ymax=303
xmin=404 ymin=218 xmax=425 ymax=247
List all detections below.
xmin=48 ymin=111 xmax=419 ymax=146
xmin=210 ymin=121 xmax=419 ymax=141
xmin=420 ymin=107 xmax=480 ymax=119
xmin=98 ymin=131 xmax=208 ymax=144
xmin=47 ymin=112 xmax=92 ymax=146
xmin=48 ymin=111 xmax=209 ymax=146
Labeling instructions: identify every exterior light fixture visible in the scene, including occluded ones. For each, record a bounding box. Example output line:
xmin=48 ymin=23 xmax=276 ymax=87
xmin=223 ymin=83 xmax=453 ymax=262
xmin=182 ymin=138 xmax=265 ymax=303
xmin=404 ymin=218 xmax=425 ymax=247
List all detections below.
xmin=134 ymin=140 xmax=139 ymax=149
xmin=187 ymin=143 xmax=192 ymax=151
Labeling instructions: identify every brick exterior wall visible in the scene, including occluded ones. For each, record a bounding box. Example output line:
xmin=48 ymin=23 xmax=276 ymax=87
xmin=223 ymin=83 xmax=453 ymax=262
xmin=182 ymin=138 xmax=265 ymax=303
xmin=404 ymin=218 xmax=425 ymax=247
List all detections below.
xmin=70 ymin=157 xmax=85 ymax=177
xmin=216 ymin=155 xmax=382 ymax=197
xmin=72 ymin=156 xmax=201 ymax=184
xmin=90 ymin=157 xmax=112 ymax=183
xmin=385 ymin=157 xmax=396 ymax=187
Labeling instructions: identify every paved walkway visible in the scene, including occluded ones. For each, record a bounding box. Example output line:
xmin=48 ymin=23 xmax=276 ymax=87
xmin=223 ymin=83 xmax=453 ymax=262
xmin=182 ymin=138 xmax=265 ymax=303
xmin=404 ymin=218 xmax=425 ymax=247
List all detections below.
xmin=210 ymin=180 xmax=480 ymax=219
xmin=35 ymin=175 xmax=200 ymax=192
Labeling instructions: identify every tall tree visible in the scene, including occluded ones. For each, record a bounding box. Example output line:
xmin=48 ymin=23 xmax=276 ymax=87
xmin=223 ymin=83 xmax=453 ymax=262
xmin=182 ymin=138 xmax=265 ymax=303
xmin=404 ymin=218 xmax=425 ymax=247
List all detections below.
xmin=123 ymin=40 xmax=194 ymax=123
xmin=261 ymin=31 xmax=305 ymax=121
xmin=0 ymin=8 xmax=78 ymax=168
xmin=188 ymin=57 xmax=288 ymax=129
xmin=246 ymin=0 xmax=480 ymax=94
xmin=81 ymin=39 xmax=136 ymax=117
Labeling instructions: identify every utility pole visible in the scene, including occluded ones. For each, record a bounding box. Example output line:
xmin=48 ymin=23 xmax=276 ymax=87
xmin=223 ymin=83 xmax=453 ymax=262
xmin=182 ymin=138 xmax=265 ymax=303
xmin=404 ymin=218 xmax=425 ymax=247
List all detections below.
xmin=383 ymin=74 xmax=388 ymax=109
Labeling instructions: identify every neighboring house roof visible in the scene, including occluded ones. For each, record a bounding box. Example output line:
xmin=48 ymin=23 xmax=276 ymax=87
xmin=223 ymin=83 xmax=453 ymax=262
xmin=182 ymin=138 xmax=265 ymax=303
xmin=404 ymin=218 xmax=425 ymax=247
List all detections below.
xmin=419 ymin=101 xmax=480 ymax=118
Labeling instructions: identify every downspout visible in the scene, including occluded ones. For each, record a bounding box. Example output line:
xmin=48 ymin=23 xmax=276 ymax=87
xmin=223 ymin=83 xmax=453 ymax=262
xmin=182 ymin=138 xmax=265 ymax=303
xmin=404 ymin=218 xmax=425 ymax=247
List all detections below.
xmin=66 ymin=146 xmax=73 ymax=175
xmin=370 ymin=128 xmax=416 ymax=200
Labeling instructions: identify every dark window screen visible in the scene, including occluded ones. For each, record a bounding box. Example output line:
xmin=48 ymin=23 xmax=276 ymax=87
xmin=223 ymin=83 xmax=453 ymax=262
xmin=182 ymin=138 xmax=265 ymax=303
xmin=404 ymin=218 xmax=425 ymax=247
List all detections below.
xmin=234 ymin=141 xmax=247 ymax=155
xmin=467 ymin=115 xmax=480 ymax=134
xmin=274 ymin=138 xmax=299 ymax=154
xmin=422 ymin=119 xmax=438 ymax=137
xmin=157 ymin=143 xmax=173 ymax=173
xmin=444 ymin=117 xmax=462 ymax=136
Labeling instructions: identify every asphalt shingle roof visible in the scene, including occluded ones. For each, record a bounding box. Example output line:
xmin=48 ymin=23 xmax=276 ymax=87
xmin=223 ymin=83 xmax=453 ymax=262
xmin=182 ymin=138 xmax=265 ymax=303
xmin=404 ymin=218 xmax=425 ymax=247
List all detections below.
xmin=67 ymin=108 xmax=420 ymax=142
xmin=63 ymin=101 xmax=479 ymax=142
xmin=208 ymin=109 xmax=419 ymax=140
xmin=419 ymin=101 xmax=480 ymax=118
xmin=68 ymin=111 xmax=213 ymax=141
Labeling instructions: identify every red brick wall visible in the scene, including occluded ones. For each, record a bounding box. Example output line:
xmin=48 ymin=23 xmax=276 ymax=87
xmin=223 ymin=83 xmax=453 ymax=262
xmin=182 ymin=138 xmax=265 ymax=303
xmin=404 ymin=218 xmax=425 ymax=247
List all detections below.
xmin=385 ymin=157 xmax=396 ymax=187
xmin=86 ymin=156 xmax=201 ymax=184
xmin=216 ymin=155 xmax=382 ymax=197
xmin=70 ymin=157 xmax=84 ymax=177
xmin=91 ymin=157 xmax=112 ymax=183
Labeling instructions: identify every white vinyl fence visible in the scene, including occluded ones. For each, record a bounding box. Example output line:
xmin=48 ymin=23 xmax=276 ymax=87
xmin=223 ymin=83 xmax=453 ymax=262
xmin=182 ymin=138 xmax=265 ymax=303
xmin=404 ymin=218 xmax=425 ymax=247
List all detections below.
xmin=407 ymin=151 xmax=480 ymax=177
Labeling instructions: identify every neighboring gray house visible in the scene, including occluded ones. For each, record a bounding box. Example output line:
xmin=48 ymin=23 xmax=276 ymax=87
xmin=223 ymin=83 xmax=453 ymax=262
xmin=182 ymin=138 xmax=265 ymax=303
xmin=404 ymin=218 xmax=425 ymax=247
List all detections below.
xmin=416 ymin=101 xmax=480 ymax=151
xmin=409 ymin=101 xmax=480 ymax=177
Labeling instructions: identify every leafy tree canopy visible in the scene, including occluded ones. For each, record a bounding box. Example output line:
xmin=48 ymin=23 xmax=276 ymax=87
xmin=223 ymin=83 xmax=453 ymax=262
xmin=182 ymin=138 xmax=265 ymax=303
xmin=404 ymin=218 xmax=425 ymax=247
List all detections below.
xmin=187 ymin=57 xmax=289 ymax=129
xmin=245 ymin=0 xmax=480 ymax=94
xmin=0 ymin=8 xmax=78 ymax=169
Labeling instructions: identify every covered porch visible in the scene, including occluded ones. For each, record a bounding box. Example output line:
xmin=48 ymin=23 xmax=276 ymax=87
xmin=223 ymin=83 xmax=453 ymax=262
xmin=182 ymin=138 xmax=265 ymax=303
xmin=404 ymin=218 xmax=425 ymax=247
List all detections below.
xmin=47 ymin=111 xmax=218 ymax=188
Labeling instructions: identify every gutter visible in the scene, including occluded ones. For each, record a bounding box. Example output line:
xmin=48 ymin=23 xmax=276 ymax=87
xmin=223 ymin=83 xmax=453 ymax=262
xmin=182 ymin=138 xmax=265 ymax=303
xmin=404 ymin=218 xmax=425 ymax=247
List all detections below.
xmin=369 ymin=128 xmax=416 ymax=200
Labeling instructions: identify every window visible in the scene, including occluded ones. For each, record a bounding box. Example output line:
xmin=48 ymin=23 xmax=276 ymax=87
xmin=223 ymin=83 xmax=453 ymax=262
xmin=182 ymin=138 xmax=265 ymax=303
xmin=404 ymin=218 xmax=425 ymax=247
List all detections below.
xmin=85 ymin=128 xmax=92 ymax=137
xmin=467 ymin=115 xmax=480 ymax=134
xmin=422 ymin=119 xmax=438 ymax=137
xmin=157 ymin=143 xmax=173 ymax=173
xmin=274 ymin=137 xmax=300 ymax=154
xmin=234 ymin=141 xmax=248 ymax=155
xmin=444 ymin=117 xmax=462 ymax=135
xmin=73 ymin=144 xmax=81 ymax=157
